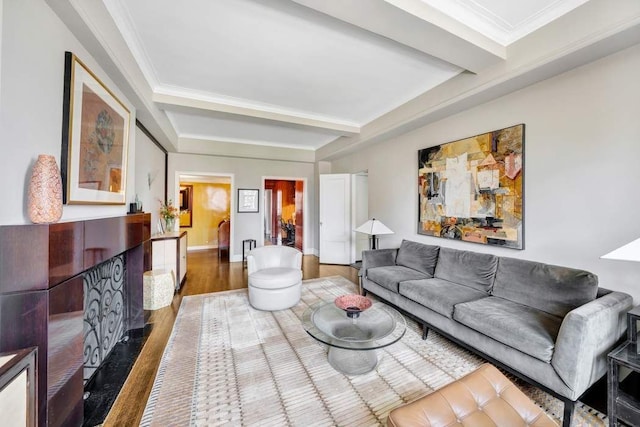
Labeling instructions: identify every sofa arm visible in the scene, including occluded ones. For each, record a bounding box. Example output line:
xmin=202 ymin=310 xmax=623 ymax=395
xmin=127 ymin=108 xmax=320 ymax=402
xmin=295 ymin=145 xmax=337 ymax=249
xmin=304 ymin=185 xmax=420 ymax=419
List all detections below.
xmin=362 ymin=249 xmax=398 ymax=275
xmin=551 ymin=291 xmax=633 ymax=399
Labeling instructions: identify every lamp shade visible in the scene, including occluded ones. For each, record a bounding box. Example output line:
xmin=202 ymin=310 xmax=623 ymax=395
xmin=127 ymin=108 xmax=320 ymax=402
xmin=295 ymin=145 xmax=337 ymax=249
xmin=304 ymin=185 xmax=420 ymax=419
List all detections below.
xmin=355 ymin=218 xmax=393 ymax=235
xmin=601 ymin=237 xmax=640 ymax=262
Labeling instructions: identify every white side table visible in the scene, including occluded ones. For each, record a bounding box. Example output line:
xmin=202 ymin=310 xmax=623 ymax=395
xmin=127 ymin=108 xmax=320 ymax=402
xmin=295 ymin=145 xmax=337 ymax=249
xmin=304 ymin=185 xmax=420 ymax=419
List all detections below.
xmin=143 ymin=269 xmax=174 ymax=310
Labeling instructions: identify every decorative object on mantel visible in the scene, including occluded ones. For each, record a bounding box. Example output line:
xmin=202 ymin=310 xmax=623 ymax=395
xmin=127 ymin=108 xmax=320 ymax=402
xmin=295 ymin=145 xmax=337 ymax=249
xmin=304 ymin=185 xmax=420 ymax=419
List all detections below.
xmin=60 ymin=51 xmax=130 ymax=205
xmin=355 ymin=218 xmax=394 ymax=249
xmin=418 ymin=124 xmax=524 ymax=249
xmin=28 ymin=154 xmax=63 ymax=223
xmin=159 ymin=199 xmax=178 ymax=233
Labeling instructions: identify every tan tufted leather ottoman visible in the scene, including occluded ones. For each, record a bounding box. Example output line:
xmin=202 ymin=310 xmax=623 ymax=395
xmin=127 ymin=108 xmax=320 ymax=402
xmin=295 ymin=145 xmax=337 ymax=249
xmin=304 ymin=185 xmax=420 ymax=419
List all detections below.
xmin=387 ymin=364 xmax=558 ymax=427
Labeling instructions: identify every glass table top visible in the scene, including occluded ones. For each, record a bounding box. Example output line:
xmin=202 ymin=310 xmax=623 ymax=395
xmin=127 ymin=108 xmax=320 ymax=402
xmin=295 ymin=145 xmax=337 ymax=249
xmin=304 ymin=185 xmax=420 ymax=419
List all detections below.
xmin=302 ymin=299 xmax=406 ymax=351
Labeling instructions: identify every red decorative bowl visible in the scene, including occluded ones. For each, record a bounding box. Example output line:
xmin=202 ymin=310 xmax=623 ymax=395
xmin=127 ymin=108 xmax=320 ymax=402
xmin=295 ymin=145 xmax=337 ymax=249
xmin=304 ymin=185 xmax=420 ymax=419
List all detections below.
xmin=335 ymin=294 xmax=372 ymax=318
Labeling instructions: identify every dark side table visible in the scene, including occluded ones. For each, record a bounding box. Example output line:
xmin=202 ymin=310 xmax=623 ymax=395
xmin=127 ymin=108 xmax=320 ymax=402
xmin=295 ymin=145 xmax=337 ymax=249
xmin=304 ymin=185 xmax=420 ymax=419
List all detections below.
xmin=608 ymin=305 xmax=640 ymax=426
xmin=242 ymin=239 xmax=256 ymax=268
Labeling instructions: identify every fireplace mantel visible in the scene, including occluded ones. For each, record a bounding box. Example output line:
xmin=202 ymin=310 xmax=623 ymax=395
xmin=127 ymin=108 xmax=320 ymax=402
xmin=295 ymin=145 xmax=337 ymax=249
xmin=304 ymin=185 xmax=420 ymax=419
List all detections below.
xmin=0 ymin=213 xmax=151 ymax=427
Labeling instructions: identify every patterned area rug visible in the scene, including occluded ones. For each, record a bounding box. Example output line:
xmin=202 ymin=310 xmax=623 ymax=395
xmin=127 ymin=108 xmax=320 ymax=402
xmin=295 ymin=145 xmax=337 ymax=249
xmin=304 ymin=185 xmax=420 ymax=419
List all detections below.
xmin=141 ymin=276 xmax=607 ymax=426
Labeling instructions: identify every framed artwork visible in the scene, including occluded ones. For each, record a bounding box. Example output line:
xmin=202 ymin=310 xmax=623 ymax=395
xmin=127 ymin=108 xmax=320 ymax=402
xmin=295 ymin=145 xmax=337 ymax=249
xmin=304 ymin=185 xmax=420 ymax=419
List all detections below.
xmin=179 ymin=185 xmax=193 ymax=228
xmin=238 ymin=189 xmax=259 ymax=213
xmin=61 ymin=52 xmax=131 ymax=204
xmin=418 ymin=124 xmax=524 ymax=249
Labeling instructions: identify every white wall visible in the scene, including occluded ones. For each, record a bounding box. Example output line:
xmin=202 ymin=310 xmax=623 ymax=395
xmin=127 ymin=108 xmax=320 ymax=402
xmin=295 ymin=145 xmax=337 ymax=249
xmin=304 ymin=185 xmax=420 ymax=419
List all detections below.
xmin=331 ymin=43 xmax=640 ymax=302
xmin=0 ymin=0 xmax=136 ymax=225
xmin=169 ymin=153 xmax=316 ymax=260
xmin=134 ymin=126 xmax=165 ymax=228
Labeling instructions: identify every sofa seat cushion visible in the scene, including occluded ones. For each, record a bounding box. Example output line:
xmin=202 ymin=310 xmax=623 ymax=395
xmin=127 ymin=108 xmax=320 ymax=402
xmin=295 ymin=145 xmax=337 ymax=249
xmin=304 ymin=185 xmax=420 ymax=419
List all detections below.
xmin=367 ymin=266 xmax=430 ymax=293
xmin=434 ymin=247 xmax=499 ymax=292
xmin=399 ymin=278 xmax=489 ymax=319
xmin=492 ymin=257 xmax=598 ymax=317
xmin=249 ymin=267 xmax=302 ymax=289
xmin=395 ymin=240 xmax=440 ymax=276
xmin=453 ymin=297 xmax=563 ymax=363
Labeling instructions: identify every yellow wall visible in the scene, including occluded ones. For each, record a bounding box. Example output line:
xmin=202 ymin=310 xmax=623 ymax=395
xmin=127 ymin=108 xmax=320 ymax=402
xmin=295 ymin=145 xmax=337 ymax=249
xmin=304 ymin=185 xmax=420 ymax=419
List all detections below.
xmin=179 ymin=182 xmax=231 ymax=248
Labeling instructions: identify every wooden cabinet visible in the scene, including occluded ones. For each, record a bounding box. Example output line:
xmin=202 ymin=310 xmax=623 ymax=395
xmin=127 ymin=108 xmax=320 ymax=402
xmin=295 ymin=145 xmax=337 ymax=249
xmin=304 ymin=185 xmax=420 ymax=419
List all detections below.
xmin=151 ymin=231 xmax=187 ymax=290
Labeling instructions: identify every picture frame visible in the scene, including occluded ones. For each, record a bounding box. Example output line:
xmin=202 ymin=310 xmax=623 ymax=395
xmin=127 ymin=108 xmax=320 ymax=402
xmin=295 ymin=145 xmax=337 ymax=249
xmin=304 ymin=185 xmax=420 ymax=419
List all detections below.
xmin=418 ymin=124 xmax=524 ymax=249
xmin=61 ymin=51 xmax=131 ymax=204
xmin=238 ymin=189 xmax=259 ymax=213
xmin=179 ymin=185 xmax=193 ymax=227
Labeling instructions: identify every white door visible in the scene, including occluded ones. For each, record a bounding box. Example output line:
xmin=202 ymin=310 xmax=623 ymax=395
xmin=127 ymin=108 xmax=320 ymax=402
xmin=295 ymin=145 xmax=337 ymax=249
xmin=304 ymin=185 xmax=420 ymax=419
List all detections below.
xmin=352 ymin=173 xmax=369 ymax=263
xmin=319 ymin=174 xmax=351 ymax=264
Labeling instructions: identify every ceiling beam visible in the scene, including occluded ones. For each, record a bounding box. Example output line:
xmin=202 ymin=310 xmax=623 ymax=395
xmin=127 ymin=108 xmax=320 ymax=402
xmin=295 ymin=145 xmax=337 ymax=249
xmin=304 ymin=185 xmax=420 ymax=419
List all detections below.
xmin=290 ymin=0 xmax=505 ymax=73
xmin=153 ymin=91 xmax=360 ymax=136
xmin=178 ymin=137 xmax=316 ymax=163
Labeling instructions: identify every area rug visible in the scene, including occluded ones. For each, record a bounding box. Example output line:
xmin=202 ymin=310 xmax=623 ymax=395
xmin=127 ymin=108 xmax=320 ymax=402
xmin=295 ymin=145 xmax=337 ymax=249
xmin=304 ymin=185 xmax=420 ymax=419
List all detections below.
xmin=140 ymin=276 xmax=607 ymax=426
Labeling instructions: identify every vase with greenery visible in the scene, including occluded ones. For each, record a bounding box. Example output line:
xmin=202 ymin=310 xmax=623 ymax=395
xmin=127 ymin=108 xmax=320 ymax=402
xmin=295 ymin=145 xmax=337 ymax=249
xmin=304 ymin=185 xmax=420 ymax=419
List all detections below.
xmin=159 ymin=199 xmax=178 ymax=232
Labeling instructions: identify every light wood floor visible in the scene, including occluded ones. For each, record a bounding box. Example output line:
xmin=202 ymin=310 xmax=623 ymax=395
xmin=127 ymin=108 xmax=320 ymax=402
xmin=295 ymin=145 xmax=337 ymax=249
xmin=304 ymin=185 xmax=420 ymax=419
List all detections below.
xmin=103 ymin=249 xmax=358 ymax=426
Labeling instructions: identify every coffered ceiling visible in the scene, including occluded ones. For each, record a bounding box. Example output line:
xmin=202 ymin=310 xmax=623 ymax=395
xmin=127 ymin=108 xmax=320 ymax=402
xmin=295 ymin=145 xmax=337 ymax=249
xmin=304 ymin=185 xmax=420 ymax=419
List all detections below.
xmin=49 ymin=0 xmax=640 ymax=161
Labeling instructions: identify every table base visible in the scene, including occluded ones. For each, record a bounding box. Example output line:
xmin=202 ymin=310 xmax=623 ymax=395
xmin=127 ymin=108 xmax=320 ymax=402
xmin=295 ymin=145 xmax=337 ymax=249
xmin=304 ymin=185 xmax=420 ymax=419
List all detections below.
xmin=328 ymin=347 xmax=379 ymax=375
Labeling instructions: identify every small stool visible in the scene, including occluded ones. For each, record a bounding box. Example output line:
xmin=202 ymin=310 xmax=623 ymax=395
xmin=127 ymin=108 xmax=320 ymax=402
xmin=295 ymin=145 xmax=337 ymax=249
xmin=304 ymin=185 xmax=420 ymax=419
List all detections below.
xmin=143 ymin=269 xmax=175 ymax=310
xmin=387 ymin=364 xmax=558 ymax=427
xmin=242 ymin=239 xmax=256 ymax=268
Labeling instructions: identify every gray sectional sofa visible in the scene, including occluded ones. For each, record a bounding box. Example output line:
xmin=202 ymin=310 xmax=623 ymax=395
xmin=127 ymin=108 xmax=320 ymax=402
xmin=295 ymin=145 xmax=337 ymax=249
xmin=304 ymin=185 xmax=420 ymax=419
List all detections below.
xmin=361 ymin=239 xmax=633 ymax=426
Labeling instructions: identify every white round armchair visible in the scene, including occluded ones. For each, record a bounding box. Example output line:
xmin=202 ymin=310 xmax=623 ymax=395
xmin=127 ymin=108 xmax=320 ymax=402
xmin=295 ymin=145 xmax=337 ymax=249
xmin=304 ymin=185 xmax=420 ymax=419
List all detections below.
xmin=247 ymin=245 xmax=303 ymax=311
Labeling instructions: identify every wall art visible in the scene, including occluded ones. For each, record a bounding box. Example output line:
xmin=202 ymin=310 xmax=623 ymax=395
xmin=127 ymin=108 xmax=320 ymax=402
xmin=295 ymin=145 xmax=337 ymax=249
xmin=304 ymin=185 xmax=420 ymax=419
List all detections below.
xmin=238 ymin=188 xmax=259 ymax=213
xmin=418 ymin=124 xmax=524 ymax=249
xmin=61 ymin=52 xmax=130 ymax=204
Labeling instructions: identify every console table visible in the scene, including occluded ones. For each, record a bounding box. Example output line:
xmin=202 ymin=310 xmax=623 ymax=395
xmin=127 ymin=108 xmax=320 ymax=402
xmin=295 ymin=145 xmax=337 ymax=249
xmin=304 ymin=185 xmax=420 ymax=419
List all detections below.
xmin=151 ymin=231 xmax=187 ymax=290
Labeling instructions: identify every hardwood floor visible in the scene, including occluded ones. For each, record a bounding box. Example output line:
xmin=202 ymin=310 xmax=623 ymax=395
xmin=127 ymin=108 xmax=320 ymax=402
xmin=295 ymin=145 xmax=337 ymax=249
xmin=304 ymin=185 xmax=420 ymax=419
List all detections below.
xmin=103 ymin=249 xmax=358 ymax=426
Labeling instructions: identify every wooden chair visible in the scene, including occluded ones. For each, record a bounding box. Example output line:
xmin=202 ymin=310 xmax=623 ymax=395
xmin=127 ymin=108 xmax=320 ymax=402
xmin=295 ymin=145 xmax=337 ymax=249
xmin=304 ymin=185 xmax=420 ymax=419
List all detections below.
xmin=217 ymin=220 xmax=230 ymax=260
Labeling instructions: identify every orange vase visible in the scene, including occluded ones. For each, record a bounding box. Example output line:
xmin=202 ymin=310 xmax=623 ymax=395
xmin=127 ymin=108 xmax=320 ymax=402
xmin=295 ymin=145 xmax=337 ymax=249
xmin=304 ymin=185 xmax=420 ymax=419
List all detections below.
xmin=28 ymin=154 xmax=63 ymax=223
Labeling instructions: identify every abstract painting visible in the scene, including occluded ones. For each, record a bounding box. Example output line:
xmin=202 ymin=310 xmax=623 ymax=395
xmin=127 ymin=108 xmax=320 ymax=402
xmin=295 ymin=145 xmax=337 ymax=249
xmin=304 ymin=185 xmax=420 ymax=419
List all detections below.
xmin=61 ymin=52 xmax=130 ymax=204
xmin=418 ymin=124 xmax=524 ymax=249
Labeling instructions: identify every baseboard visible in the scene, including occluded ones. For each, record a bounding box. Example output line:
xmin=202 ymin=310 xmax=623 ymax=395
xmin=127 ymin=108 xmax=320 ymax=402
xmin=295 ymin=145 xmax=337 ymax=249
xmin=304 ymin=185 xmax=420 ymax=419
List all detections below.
xmin=187 ymin=245 xmax=216 ymax=251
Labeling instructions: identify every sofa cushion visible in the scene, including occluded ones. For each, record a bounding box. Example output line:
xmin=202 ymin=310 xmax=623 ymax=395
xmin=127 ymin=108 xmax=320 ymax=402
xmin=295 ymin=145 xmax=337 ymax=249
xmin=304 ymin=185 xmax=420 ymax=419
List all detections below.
xmin=453 ymin=297 xmax=563 ymax=363
xmin=434 ymin=247 xmax=499 ymax=292
xmin=492 ymin=257 xmax=599 ymax=318
xmin=395 ymin=240 xmax=440 ymax=277
xmin=367 ymin=266 xmax=429 ymax=293
xmin=399 ymin=278 xmax=488 ymax=319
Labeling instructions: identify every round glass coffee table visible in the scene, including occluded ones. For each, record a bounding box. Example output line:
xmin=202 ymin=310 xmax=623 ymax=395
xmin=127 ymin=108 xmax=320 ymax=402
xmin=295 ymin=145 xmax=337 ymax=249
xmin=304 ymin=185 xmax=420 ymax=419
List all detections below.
xmin=302 ymin=299 xmax=406 ymax=375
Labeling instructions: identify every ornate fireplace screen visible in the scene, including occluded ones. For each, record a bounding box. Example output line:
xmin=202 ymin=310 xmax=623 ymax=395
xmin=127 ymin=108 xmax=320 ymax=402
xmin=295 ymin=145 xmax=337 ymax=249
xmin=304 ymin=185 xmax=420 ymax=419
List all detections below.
xmin=83 ymin=254 xmax=126 ymax=383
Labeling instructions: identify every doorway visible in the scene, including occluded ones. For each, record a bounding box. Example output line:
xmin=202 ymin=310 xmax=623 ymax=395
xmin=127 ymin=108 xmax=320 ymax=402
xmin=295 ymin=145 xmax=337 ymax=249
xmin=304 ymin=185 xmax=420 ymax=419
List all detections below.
xmin=177 ymin=174 xmax=232 ymax=260
xmin=318 ymin=172 xmax=368 ymax=265
xmin=263 ymin=178 xmax=304 ymax=251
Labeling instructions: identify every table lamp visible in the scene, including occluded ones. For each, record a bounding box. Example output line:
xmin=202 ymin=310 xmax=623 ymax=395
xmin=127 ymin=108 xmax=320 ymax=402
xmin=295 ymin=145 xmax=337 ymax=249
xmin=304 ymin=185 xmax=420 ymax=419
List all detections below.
xmin=355 ymin=218 xmax=393 ymax=250
xmin=601 ymin=237 xmax=640 ymax=349
xmin=601 ymin=238 xmax=640 ymax=262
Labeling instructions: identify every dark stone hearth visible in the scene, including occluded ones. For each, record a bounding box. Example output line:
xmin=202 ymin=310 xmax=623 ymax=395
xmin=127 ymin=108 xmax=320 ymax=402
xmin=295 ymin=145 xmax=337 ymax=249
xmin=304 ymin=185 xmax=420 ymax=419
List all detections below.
xmin=83 ymin=326 xmax=151 ymax=427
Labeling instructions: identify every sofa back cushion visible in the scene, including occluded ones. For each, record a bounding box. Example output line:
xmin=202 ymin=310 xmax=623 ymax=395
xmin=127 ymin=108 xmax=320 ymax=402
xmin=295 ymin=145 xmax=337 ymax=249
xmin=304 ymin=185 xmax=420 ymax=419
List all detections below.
xmin=395 ymin=240 xmax=440 ymax=277
xmin=434 ymin=247 xmax=498 ymax=292
xmin=492 ymin=257 xmax=598 ymax=317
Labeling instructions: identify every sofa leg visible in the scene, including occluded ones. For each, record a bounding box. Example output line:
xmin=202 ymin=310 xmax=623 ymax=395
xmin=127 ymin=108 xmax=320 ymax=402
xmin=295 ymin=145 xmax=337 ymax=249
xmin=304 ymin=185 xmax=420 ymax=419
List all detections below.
xmin=362 ymin=289 xmax=367 ymax=296
xmin=422 ymin=325 xmax=429 ymax=340
xmin=562 ymin=400 xmax=574 ymax=427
